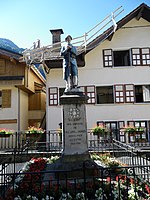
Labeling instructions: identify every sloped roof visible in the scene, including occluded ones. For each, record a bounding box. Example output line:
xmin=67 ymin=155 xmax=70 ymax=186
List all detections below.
xmin=0 ymin=48 xmax=22 ymax=60
xmin=87 ymin=3 xmax=150 ymax=51
xmin=21 ymin=3 xmax=150 ymax=69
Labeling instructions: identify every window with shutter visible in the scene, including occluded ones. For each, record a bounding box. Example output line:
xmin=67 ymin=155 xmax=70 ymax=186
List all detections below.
xmin=115 ymin=84 xmax=135 ymax=103
xmin=135 ymin=85 xmax=150 ymax=103
xmin=132 ymin=48 xmax=150 ymax=66
xmin=103 ymin=48 xmax=150 ymax=67
xmin=114 ymin=85 xmax=124 ymax=103
xmin=86 ymin=86 xmax=95 ymax=104
xmin=125 ymin=84 xmax=135 ymax=103
xmin=118 ymin=121 xmax=125 ymax=129
xmin=131 ymin=48 xmax=141 ymax=66
xmin=142 ymin=85 xmax=150 ymax=102
xmin=0 ymin=59 xmax=6 ymax=75
xmin=141 ymin=48 xmax=150 ymax=65
xmin=2 ymin=89 xmax=11 ymax=108
xmin=128 ymin=121 xmax=147 ymax=131
xmin=103 ymin=49 xmax=113 ymax=67
xmin=80 ymin=86 xmax=95 ymax=104
xmin=48 ymin=87 xmax=58 ymax=106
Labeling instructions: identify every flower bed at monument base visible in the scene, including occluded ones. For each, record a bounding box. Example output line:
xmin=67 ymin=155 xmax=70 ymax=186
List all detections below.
xmin=2 ymin=155 xmax=150 ymax=200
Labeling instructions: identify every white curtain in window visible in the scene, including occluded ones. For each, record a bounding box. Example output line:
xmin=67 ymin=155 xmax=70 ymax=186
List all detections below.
xmin=143 ymin=86 xmax=150 ymax=102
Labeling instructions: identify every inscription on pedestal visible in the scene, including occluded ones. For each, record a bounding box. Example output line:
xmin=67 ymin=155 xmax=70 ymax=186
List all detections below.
xmin=63 ymin=104 xmax=88 ymax=155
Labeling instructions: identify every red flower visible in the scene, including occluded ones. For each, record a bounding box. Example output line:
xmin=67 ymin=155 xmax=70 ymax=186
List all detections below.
xmin=130 ymin=178 xmax=134 ymax=184
xmin=145 ymin=185 xmax=150 ymax=194
xmin=116 ymin=176 xmax=119 ymax=182
xmin=106 ymin=177 xmax=111 ymax=182
xmin=54 ymin=184 xmax=59 ymax=192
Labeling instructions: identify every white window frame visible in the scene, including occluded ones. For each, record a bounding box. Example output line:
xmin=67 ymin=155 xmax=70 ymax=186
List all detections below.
xmin=48 ymin=87 xmax=58 ymax=106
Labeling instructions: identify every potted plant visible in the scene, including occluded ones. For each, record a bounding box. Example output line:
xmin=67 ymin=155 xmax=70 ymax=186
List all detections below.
xmin=120 ymin=126 xmax=145 ymax=143
xmin=92 ymin=125 xmax=108 ymax=136
xmin=121 ymin=126 xmax=137 ymax=133
xmin=0 ymin=128 xmax=14 ymax=137
xmin=121 ymin=126 xmax=145 ymax=134
xmin=25 ymin=126 xmax=45 ymax=142
xmin=26 ymin=126 xmax=45 ymax=135
xmin=135 ymin=127 xmax=145 ymax=133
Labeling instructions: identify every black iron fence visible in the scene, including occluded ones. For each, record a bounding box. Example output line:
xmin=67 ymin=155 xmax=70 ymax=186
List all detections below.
xmin=112 ymin=139 xmax=150 ymax=165
xmin=1 ymin=163 xmax=150 ymax=199
xmin=1 ymin=132 xmax=150 ymax=199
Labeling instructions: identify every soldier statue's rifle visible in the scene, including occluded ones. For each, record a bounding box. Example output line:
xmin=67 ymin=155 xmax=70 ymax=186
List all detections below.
xmin=67 ymin=44 xmax=73 ymax=88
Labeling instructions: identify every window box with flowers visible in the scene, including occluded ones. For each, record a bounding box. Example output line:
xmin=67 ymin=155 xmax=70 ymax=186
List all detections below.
xmin=92 ymin=125 xmax=109 ymax=143
xmin=0 ymin=128 xmax=14 ymax=137
xmin=120 ymin=126 xmax=145 ymax=143
xmin=25 ymin=126 xmax=45 ymax=142
xmin=121 ymin=126 xmax=145 ymax=134
xmin=92 ymin=125 xmax=109 ymax=136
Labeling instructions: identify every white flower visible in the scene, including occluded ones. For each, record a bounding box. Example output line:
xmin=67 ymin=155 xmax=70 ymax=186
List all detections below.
xmin=41 ymin=196 xmax=54 ymax=200
xmin=95 ymin=188 xmax=107 ymax=200
xmin=128 ymin=188 xmax=136 ymax=200
xmin=26 ymin=195 xmax=38 ymax=200
xmin=76 ymin=192 xmax=86 ymax=200
xmin=14 ymin=196 xmax=22 ymax=200
xmin=15 ymin=174 xmax=25 ymax=183
xmin=59 ymin=193 xmax=72 ymax=200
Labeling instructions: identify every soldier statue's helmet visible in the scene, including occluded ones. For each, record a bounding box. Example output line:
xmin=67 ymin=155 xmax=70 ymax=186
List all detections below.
xmin=65 ymin=35 xmax=72 ymax=41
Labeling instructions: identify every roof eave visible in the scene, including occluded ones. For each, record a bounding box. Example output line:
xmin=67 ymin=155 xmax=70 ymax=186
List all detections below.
xmin=86 ymin=3 xmax=150 ymax=52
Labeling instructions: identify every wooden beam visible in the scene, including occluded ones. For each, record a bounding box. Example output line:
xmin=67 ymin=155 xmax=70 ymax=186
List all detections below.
xmin=0 ymin=119 xmax=17 ymax=124
xmin=108 ymin=33 xmax=114 ymax=41
xmin=10 ymin=57 xmax=17 ymax=65
xmin=136 ymin=7 xmax=144 ymax=20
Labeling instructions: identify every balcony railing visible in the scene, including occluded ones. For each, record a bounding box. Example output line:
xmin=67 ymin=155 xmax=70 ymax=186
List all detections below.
xmin=0 ymin=129 xmax=149 ymax=152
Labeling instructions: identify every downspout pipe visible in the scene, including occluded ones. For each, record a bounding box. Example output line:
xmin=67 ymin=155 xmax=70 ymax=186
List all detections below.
xmin=18 ymin=88 xmax=20 ymax=132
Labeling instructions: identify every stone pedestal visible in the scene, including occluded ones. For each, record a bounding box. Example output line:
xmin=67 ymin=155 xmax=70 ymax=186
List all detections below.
xmin=44 ymin=91 xmax=100 ymax=180
xmin=60 ymin=91 xmax=89 ymax=156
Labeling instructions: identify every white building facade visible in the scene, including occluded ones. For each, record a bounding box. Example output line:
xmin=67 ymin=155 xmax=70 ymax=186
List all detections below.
xmin=46 ymin=3 xmax=150 ymax=141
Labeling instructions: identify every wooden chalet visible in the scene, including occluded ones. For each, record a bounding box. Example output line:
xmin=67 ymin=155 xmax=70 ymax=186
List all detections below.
xmin=0 ymin=48 xmax=46 ymax=131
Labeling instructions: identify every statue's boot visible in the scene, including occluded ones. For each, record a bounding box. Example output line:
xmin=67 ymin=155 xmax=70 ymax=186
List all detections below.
xmin=73 ymin=76 xmax=78 ymax=88
xmin=65 ymin=77 xmax=71 ymax=92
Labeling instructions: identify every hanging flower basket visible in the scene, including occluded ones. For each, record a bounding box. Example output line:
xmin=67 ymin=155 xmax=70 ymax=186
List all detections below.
xmin=0 ymin=133 xmax=11 ymax=137
xmin=25 ymin=126 xmax=45 ymax=135
xmin=92 ymin=125 xmax=109 ymax=137
xmin=25 ymin=126 xmax=45 ymax=142
xmin=120 ymin=126 xmax=145 ymax=135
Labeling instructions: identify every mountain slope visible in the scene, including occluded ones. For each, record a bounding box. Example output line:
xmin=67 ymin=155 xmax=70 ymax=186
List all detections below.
xmin=0 ymin=38 xmax=46 ymax=78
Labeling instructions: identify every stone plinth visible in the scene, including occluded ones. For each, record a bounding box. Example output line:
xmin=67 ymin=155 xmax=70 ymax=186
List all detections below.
xmin=44 ymin=90 xmax=100 ymax=181
xmin=60 ymin=91 xmax=89 ymax=156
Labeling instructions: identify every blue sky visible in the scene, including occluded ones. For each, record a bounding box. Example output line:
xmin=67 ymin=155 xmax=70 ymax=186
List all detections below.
xmin=0 ymin=0 xmax=150 ymax=48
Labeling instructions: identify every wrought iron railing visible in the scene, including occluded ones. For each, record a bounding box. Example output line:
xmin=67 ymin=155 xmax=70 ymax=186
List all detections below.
xmin=1 ymin=164 xmax=150 ymax=199
xmin=0 ymin=132 xmax=150 ymax=199
xmin=0 ymin=129 xmax=149 ymax=152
